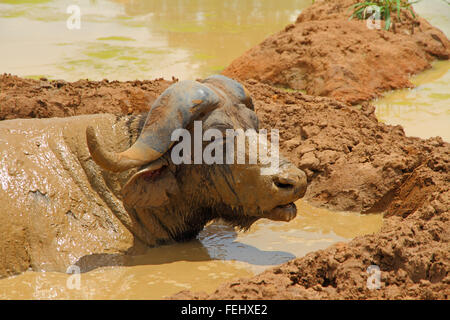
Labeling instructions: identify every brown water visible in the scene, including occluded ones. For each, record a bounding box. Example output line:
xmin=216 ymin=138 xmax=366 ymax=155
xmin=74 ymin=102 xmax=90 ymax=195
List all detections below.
xmin=374 ymin=59 xmax=450 ymax=142
xmin=0 ymin=0 xmax=310 ymax=81
xmin=0 ymin=200 xmax=382 ymax=299
xmin=0 ymin=0 xmax=447 ymax=299
xmin=373 ymin=0 xmax=450 ymax=142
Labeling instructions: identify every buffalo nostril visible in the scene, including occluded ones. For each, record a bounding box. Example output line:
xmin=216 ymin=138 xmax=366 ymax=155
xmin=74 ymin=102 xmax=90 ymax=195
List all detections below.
xmin=275 ymin=182 xmax=294 ymax=189
xmin=273 ymin=176 xmax=295 ymax=190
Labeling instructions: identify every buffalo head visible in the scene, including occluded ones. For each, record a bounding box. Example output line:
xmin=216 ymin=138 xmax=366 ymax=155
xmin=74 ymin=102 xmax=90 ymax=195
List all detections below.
xmin=86 ymin=75 xmax=307 ymax=245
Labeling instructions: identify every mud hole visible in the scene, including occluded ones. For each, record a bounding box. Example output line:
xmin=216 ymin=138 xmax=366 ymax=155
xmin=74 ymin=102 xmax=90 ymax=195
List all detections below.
xmin=173 ymin=82 xmax=450 ymax=299
xmin=0 ymin=74 xmax=448 ymax=299
xmin=0 ymin=0 xmax=449 ymax=300
xmin=0 ymin=200 xmax=383 ymax=299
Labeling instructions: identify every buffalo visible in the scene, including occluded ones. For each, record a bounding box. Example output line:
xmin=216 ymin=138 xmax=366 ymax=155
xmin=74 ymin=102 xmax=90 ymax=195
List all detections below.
xmin=0 ymin=75 xmax=306 ymax=277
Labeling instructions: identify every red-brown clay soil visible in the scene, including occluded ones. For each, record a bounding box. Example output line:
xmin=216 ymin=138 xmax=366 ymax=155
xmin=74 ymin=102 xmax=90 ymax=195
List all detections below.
xmin=0 ymin=75 xmax=448 ymax=299
xmin=0 ymin=74 xmax=174 ymax=120
xmin=222 ymin=0 xmax=450 ymax=105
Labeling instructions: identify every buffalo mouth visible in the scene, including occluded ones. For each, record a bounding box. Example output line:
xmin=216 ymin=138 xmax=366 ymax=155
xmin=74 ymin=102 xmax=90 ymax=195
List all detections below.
xmin=266 ymin=202 xmax=297 ymax=222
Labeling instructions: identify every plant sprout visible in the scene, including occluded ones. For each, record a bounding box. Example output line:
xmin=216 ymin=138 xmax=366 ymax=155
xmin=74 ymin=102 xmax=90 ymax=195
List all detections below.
xmin=349 ymin=0 xmax=421 ymax=30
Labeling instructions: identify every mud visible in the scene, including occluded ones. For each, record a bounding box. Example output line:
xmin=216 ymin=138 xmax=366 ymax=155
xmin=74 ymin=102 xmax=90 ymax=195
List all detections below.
xmin=0 ymin=201 xmax=382 ymax=299
xmin=0 ymin=74 xmax=174 ymax=120
xmin=0 ymin=74 xmax=448 ymax=299
xmin=222 ymin=0 xmax=450 ymax=105
xmin=0 ymin=115 xmax=137 ymax=278
xmin=246 ymin=81 xmax=449 ymax=214
xmin=0 ymin=0 xmax=449 ymax=299
xmin=171 ymin=81 xmax=449 ymax=299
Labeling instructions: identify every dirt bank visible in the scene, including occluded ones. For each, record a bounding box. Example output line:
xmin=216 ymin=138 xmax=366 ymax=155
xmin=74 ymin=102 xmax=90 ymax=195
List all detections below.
xmin=222 ymin=0 xmax=450 ymax=105
xmin=0 ymin=75 xmax=448 ymax=299
xmin=0 ymin=74 xmax=174 ymax=120
xmin=172 ymin=81 xmax=450 ymax=299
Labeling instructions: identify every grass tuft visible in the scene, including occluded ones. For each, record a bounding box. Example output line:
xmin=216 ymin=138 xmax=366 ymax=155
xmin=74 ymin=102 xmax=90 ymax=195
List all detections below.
xmin=349 ymin=0 xmax=420 ymax=30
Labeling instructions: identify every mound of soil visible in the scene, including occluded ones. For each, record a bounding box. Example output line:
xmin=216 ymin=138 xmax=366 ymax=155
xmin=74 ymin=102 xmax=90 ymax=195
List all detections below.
xmin=0 ymin=74 xmax=174 ymax=120
xmin=0 ymin=74 xmax=447 ymax=299
xmin=247 ymin=81 xmax=448 ymax=214
xmin=222 ymin=0 xmax=450 ymax=105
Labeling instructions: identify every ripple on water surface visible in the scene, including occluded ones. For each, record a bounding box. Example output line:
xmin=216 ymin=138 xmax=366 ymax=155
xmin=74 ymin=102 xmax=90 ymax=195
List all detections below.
xmin=0 ymin=200 xmax=382 ymax=299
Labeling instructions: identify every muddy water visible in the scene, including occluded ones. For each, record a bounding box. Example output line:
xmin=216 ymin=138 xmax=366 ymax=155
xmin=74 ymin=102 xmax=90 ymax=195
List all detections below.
xmin=0 ymin=0 xmax=310 ymax=81
xmin=373 ymin=0 xmax=450 ymax=142
xmin=0 ymin=200 xmax=382 ymax=299
xmin=374 ymin=59 xmax=450 ymax=142
xmin=0 ymin=0 xmax=446 ymax=299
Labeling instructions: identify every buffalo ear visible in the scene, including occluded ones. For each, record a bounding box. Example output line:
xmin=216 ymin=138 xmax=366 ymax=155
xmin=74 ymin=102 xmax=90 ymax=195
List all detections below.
xmin=121 ymin=165 xmax=180 ymax=209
